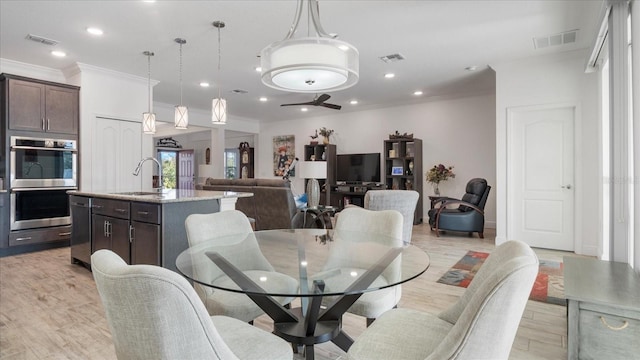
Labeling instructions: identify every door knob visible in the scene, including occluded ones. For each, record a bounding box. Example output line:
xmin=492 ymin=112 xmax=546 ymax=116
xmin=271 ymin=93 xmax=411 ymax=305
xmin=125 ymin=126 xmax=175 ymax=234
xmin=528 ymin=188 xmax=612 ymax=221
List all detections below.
xmin=561 ymin=184 xmax=572 ymax=189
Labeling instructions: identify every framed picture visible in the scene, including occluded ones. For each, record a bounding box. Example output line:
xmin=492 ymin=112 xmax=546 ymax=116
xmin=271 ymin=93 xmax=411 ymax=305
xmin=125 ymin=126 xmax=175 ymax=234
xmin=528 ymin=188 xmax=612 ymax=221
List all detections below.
xmin=391 ymin=166 xmax=403 ymax=175
xmin=273 ymin=135 xmax=295 ymax=177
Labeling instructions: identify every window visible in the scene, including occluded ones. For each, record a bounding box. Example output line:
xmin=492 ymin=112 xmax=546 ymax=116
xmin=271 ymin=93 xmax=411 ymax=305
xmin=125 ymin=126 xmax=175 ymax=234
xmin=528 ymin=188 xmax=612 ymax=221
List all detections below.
xmin=157 ymin=151 xmax=177 ymax=189
xmin=224 ymin=148 xmax=239 ymax=179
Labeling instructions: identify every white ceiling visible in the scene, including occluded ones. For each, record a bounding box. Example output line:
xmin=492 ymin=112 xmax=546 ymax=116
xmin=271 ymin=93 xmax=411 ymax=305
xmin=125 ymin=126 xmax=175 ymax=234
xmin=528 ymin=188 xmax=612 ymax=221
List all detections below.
xmin=0 ymin=0 xmax=604 ymax=123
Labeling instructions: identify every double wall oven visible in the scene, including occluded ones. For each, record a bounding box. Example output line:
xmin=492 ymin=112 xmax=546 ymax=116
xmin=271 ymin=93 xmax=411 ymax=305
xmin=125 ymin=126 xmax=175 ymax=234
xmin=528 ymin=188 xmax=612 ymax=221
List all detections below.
xmin=10 ymin=136 xmax=77 ymax=231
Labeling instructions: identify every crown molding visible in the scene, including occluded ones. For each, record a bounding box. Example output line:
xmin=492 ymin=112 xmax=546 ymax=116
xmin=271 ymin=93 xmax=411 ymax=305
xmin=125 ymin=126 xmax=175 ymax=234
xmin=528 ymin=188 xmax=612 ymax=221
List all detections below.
xmin=0 ymin=58 xmax=67 ymax=83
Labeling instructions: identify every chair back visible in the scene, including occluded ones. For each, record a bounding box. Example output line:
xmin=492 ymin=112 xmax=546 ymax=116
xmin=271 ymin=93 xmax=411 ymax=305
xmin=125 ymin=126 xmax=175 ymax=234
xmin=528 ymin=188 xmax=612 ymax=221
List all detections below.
xmin=460 ymin=178 xmax=490 ymax=211
xmin=364 ymin=190 xmax=419 ymax=243
xmin=333 ymin=207 xmax=403 ymax=283
xmin=433 ymin=241 xmax=539 ymax=359
xmin=91 ymin=250 xmax=239 ymax=360
xmin=184 ymin=210 xmax=275 ymax=299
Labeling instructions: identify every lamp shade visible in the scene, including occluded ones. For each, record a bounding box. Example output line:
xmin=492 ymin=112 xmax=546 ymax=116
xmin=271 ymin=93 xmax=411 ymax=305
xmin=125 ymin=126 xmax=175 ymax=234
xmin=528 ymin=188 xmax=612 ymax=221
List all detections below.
xmin=142 ymin=112 xmax=156 ymax=134
xmin=298 ymin=161 xmax=327 ymax=179
xmin=199 ymin=164 xmax=215 ymax=179
xmin=174 ymin=105 xmax=188 ymax=129
xmin=261 ymin=37 xmax=359 ymax=93
xmin=211 ymin=98 xmax=227 ymax=124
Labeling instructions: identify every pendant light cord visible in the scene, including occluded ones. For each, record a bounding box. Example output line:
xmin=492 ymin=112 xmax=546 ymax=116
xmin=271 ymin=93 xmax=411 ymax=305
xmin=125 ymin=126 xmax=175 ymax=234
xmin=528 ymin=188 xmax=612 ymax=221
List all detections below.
xmin=147 ymin=53 xmax=152 ymax=112
xmin=179 ymin=42 xmax=183 ymax=106
xmin=217 ymin=25 xmax=222 ymax=100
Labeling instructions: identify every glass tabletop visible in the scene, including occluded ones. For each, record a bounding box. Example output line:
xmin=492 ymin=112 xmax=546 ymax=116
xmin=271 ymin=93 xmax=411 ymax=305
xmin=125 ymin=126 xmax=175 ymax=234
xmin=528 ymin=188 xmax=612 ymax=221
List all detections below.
xmin=175 ymin=228 xmax=430 ymax=297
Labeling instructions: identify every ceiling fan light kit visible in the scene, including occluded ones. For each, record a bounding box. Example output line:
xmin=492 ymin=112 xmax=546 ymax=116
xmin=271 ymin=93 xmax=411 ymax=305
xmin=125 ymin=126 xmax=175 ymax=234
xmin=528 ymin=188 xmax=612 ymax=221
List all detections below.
xmin=260 ymin=0 xmax=359 ymax=93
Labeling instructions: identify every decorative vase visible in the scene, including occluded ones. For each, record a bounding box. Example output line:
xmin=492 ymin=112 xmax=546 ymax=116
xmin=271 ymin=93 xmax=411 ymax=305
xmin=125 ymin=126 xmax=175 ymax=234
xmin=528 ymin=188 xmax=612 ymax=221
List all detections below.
xmin=323 ymin=136 xmax=330 ymax=145
xmin=433 ymin=183 xmax=440 ymax=196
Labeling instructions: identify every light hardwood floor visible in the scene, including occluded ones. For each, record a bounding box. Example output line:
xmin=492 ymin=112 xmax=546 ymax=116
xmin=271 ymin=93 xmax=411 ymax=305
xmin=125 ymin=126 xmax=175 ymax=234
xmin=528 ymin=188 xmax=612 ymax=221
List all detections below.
xmin=0 ymin=224 xmax=577 ymax=359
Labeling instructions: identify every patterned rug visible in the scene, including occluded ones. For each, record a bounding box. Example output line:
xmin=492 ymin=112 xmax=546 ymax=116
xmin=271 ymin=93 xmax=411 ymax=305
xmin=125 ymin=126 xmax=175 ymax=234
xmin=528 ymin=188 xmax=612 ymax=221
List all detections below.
xmin=436 ymin=251 xmax=566 ymax=305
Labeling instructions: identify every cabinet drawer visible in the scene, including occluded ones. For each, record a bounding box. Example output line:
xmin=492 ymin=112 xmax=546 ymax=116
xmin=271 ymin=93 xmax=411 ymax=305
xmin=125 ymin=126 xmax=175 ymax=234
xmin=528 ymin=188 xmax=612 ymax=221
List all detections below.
xmin=9 ymin=225 xmax=71 ymax=246
xmin=578 ymin=309 xmax=640 ymax=359
xmin=131 ymin=202 xmax=161 ymax=224
xmin=92 ymin=198 xmax=130 ymax=219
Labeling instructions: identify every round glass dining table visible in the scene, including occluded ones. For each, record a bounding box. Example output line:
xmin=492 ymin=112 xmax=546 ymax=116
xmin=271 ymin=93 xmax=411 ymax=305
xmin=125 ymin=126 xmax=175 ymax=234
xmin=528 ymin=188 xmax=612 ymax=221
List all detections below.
xmin=176 ymin=228 xmax=430 ymax=359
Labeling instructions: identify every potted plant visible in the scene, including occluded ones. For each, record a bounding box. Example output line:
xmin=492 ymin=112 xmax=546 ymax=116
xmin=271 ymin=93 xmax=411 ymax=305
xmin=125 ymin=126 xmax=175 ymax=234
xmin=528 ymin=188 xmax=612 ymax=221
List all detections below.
xmin=318 ymin=127 xmax=334 ymax=145
xmin=426 ymin=164 xmax=455 ymax=195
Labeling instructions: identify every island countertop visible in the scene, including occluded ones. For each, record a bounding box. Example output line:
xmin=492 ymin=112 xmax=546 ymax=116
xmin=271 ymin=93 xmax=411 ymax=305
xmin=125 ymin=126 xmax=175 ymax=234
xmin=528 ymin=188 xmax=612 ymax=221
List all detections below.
xmin=68 ymin=189 xmax=254 ymax=204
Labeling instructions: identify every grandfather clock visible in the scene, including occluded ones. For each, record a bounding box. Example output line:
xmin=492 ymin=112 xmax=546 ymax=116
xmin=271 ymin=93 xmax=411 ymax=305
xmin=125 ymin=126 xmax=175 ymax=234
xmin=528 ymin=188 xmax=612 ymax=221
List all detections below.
xmin=239 ymin=142 xmax=254 ymax=179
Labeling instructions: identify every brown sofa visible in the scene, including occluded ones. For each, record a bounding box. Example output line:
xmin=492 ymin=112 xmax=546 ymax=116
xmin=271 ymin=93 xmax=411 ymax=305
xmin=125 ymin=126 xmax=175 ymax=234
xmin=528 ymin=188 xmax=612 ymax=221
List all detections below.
xmin=195 ymin=178 xmax=297 ymax=231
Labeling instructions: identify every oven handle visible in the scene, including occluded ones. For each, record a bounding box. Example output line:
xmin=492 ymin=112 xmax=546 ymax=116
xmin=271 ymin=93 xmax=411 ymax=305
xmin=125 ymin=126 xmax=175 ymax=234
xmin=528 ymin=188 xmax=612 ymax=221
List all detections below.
xmin=12 ymin=187 xmax=77 ymax=192
xmin=10 ymin=145 xmax=77 ymax=152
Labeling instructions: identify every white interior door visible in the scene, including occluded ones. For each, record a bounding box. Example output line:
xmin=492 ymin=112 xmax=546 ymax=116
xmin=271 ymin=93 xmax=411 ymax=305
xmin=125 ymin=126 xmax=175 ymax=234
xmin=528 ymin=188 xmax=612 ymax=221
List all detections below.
xmin=178 ymin=150 xmax=195 ymax=189
xmin=508 ymin=105 xmax=575 ymax=251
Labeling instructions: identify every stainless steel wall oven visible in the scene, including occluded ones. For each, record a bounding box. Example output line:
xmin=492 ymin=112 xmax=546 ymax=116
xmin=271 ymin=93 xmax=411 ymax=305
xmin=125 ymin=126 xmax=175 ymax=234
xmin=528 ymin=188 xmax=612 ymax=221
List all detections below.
xmin=9 ymin=136 xmax=77 ymax=231
xmin=10 ymin=136 xmax=77 ymax=188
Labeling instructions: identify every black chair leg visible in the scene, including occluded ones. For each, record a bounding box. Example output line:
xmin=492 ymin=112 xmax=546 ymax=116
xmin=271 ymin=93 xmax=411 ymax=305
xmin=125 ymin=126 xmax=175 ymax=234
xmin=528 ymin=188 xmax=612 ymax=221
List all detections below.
xmin=479 ymin=232 xmax=484 ymax=239
xmin=366 ymin=317 xmax=375 ymax=327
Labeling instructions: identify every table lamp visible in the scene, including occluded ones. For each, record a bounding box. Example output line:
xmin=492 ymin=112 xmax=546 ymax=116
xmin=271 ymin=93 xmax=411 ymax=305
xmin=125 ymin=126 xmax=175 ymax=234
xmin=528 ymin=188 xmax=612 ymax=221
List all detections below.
xmin=298 ymin=161 xmax=327 ymax=208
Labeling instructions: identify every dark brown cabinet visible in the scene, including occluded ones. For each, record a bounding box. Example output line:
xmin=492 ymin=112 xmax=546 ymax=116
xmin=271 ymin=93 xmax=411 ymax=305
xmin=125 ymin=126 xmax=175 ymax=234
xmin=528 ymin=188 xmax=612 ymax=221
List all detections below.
xmin=384 ymin=138 xmax=423 ymax=224
xmin=304 ymin=144 xmax=336 ymax=206
xmin=6 ymin=76 xmax=79 ymax=135
xmin=90 ymin=198 xmax=160 ymax=265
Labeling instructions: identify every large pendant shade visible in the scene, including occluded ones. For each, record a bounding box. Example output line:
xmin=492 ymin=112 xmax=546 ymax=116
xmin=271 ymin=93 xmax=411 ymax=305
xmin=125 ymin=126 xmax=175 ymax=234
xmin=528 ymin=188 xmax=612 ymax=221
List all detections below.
xmin=211 ymin=98 xmax=227 ymax=124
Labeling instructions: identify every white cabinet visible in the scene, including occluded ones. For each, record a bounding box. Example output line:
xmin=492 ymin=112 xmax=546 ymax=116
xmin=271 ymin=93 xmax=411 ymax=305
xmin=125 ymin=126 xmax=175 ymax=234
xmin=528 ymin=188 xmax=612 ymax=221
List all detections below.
xmin=92 ymin=118 xmax=142 ymax=192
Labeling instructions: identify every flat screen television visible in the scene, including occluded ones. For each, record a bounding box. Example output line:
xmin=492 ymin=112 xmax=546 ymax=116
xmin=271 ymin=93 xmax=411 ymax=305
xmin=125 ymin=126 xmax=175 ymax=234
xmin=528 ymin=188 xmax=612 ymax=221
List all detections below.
xmin=336 ymin=153 xmax=381 ymax=184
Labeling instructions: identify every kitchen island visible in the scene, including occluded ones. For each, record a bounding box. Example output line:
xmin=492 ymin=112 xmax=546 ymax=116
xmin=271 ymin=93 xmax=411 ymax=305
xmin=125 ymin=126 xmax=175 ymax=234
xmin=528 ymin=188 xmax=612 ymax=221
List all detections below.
xmin=69 ymin=189 xmax=253 ymax=272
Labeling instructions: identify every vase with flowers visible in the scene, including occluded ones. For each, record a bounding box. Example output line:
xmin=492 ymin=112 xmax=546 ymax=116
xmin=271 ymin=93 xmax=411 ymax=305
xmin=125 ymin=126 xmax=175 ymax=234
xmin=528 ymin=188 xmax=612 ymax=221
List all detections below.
xmin=318 ymin=127 xmax=334 ymax=145
xmin=426 ymin=164 xmax=455 ymax=195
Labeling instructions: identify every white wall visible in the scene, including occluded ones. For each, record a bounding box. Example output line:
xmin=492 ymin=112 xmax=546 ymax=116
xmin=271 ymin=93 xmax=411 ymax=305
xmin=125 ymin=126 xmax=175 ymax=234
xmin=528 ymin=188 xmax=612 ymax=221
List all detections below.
xmin=258 ymin=93 xmax=497 ymax=227
xmin=493 ymin=49 xmax=599 ymax=256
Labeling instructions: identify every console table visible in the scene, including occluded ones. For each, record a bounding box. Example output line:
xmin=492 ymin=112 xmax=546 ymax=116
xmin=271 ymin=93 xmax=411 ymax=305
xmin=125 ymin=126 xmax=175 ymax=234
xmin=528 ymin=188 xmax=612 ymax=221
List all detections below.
xmin=564 ymin=257 xmax=640 ymax=359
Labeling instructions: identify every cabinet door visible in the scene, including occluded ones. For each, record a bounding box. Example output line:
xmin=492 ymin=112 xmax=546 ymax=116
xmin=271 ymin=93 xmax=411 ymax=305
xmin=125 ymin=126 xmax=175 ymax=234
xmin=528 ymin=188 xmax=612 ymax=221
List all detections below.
xmin=8 ymin=79 xmax=45 ymax=132
xmin=91 ymin=214 xmax=111 ymax=252
xmin=45 ymin=85 xmax=78 ymax=134
xmin=130 ymin=221 xmax=160 ymax=265
xmin=91 ymin=215 xmax=130 ymax=263
xmin=110 ymin=218 xmax=131 ymax=264
xmin=92 ymin=118 xmax=142 ymax=192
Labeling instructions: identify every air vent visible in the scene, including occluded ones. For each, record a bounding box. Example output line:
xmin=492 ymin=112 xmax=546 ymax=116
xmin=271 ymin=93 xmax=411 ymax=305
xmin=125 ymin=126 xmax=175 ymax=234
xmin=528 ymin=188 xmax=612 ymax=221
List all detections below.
xmin=533 ymin=30 xmax=578 ymax=49
xmin=231 ymin=89 xmax=249 ymax=94
xmin=25 ymin=34 xmax=59 ymax=46
xmin=379 ymin=53 xmax=406 ymax=63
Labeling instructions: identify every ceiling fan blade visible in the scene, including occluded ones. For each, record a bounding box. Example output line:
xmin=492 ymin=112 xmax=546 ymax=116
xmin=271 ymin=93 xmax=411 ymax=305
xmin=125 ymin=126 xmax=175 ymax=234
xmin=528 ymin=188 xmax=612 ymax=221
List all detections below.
xmin=321 ymin=103 xmax=342 ymax=110
xmin=280 ymin=101 xmax=315 ymax=107
xmin=314 ymin=94 xmax=331 ymax=105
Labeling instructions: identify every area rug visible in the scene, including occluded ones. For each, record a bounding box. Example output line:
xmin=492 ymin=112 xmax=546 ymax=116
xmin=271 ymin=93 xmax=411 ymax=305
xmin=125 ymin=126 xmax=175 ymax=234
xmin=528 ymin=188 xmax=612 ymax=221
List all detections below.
xmin=436 ymin=251 xmax=565 ymax=306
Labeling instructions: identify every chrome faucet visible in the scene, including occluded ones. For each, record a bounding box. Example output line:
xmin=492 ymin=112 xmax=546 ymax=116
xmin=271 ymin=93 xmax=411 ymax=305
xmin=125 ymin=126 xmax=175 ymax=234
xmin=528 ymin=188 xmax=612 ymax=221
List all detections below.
xmin=133 ymin=157 xmax=163 ymax=191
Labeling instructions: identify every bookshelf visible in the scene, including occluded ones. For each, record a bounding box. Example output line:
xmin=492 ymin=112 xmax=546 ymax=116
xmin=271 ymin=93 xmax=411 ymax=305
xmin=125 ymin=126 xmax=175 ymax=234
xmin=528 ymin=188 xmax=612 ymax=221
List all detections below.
xmin=383 ymin=138 xmax=423 ymax=224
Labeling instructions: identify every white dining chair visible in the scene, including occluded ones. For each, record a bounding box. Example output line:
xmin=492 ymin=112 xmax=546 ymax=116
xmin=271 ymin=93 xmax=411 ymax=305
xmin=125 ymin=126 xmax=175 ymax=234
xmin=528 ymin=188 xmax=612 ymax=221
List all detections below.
xmin=184 ymin=210 xmax=298 ymax=323
xmin=91 ymin=249 xmax=293 ymax=360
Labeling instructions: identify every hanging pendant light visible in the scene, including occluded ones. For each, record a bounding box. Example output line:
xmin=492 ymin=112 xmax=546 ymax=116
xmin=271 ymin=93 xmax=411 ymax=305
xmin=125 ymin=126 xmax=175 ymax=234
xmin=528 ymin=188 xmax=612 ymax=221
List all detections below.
xmin=260 ymin=0 xmax=359 ymax=93
xmin=174 ymin=38 xmax=188 ymax=129
xmin=142 ymin=50 xmax=156 ymax=134
xmin=212 ymin=20 xmax=227 ymax=125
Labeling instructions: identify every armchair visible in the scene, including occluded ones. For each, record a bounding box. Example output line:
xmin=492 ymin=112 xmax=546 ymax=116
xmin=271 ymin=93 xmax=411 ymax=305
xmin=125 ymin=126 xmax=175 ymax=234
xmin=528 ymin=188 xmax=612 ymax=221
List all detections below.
xmin=428 ymin=178 xmax=490 ymax=238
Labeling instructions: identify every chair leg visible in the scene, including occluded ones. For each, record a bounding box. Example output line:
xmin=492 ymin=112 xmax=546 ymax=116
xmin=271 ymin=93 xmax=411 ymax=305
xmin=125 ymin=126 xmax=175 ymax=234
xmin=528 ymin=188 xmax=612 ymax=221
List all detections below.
xmin=248 ymin=320 xmax=254 ymax=325
xmin=479 ymin=232 xmax=484 ymax=239
xmin=366 ymin=317 xmax=375 ymax=327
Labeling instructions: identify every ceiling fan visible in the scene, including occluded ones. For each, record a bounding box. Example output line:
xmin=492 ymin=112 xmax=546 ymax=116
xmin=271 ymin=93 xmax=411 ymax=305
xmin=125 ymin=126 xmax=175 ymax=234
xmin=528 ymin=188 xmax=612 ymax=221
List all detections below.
xmin=280 ymin=94 xmax=342 ymax=110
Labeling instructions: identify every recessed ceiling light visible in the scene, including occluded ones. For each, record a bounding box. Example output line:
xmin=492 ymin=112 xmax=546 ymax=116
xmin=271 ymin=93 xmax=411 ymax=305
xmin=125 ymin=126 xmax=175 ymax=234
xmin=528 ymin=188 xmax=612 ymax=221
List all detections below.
xmin=384 ymin=73 xmax=395 ymax=79
xmin=199 ymin=82 xmax=210 ymax=87
xmin=143 ymin=0 xmax=156 ymax=3
xmin=259 ymin=97 xmax=268 ymax=102
xmin=413 ymin=90 xmax=423 ymax=96
xmin=255 ymin=66 xmax=262 ymax=72
xmin=465 ymin=66 xmax=478 ymax=71
xmin=86 ymin=27 xmax=103 ymax=36
xmin=350 ymin=100 xmax=358 ymax=105
xmin=51 ymin=50 xmax=66 ymax=57
xmin=301 ymin=107 xmax=308 ymax=112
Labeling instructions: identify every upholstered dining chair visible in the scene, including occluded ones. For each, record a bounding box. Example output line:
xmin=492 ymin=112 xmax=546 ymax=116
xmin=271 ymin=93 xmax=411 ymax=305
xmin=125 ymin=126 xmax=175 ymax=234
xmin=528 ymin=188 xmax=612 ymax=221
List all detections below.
xmin=364 ymin=190 xmax=420 ymax=243
xmin=184 ymin=210 xmax=298 ymax=323
xmin=346 ymin=240 xmax=539 ymax=360
xmin=327 ymin=206 xmax=404 ymax=327
xmin=91 ymin=249 xmax=293 ymax=360
xmin=428 ymin=178 xmax=491 ymax=238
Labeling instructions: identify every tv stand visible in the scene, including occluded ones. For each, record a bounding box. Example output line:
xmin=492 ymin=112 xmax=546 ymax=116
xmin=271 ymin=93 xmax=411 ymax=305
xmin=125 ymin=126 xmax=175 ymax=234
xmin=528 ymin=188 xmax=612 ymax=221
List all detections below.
xmin=330 ymin=183 xmax=386 ymax=209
